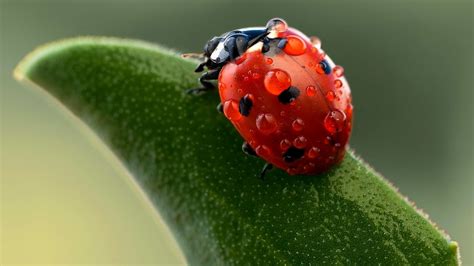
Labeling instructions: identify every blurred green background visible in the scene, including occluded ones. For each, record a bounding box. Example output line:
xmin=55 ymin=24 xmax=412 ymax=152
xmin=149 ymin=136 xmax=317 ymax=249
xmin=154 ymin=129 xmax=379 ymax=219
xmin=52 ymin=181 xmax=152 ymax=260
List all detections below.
xmin=1 ymin=0 xmax=472 ymax=264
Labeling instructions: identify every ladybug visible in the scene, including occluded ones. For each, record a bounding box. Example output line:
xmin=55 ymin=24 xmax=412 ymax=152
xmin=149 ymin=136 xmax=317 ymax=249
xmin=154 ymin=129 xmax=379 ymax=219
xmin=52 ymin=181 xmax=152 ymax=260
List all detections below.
xmin=187 ymin=18 xmax=353 ymax=178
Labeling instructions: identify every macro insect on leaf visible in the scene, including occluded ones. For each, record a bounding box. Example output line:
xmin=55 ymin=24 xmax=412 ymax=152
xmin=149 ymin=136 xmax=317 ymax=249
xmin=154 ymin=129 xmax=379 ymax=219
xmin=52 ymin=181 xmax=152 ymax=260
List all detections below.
xmin=187 ymin=18 xmax=352 ymax=179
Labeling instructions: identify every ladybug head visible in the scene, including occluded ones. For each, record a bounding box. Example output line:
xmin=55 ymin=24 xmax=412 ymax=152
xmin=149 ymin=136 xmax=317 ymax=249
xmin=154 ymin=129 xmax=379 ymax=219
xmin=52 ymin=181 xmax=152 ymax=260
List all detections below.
xmin=194 ymin=18 xmax=286 ymax=72
xmin=204 ymin=29 xmax=270 ymax=66
xmin=203 ymin=36 xmax=223 ymax=60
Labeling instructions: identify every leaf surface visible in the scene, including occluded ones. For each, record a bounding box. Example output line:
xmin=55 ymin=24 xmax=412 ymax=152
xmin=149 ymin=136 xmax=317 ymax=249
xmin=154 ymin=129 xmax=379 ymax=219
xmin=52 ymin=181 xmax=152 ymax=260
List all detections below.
xmin=15 ymin=37 xmax=459 ymax=265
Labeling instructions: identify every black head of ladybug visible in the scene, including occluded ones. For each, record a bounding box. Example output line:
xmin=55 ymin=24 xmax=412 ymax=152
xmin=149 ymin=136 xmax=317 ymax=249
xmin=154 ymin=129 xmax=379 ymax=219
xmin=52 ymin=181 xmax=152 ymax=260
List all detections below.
xmin=194 ymin=28 xmax=267 ymax=72
xmin=193 ymin=18 xmax=288 ymax=73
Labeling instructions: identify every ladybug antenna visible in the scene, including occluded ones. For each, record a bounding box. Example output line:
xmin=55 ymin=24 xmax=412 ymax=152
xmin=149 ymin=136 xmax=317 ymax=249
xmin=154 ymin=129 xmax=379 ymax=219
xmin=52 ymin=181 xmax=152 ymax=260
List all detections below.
xmin=181 ymin=52 xmax=205 ymax=59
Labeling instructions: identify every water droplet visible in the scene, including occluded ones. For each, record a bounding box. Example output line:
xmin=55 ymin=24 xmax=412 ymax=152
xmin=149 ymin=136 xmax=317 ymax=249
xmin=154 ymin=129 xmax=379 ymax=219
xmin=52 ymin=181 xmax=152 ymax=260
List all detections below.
xmin=264 ymin=69 xmax=291 ymax=95
xmin=218 ymin=82 xmax=226 ymax=93
xmin=334 ymin=79 xmax=343 ymax=89
xmin=345 ymin=104 xmax=353 ymax=119
xmin=292 ymin=118 xmax=305 ymax=131
xmin=306 ymin=85 xmax=317 ymax=96
xmin=283 ymin=35 xmax=307 ymax=56
xmin=318 ymin=50 xmax=327 ymax=59
xmin=256 ymin=113 xmax=278 ymax=135
xmin=266 ymin=58 xmax=273 ymax=64
xmin=266 ymin=18 xmax=288 ymax=33
xmin=223 ymin=100 xmax=242 ymax=121
xmin=307 ymin=147 xmax=320 ymax=159
xmin=324 ymin=136 xmax=333 ymax=145
xmin=333 ymin=65 xmax=344 ymax=77
xmin=324 ymin=110 xmax=346 ymax=134
xmin=252 ymin=72 xmax=261 ymax=79
xmin=326 ymin=91 xmax=336 ymax=101
xmin=286 ymin=167 xmax=298 ymax=175
xmin=280 ymin=139 xmax=291 ymax=150
xmin=303 ymin=162 xmax=316 ymax=172
xmin=244 ymin=93 xmax=255 ymax=102
xmin=243 ymin=76 xmax=249 ymax=82
xmin=256 ymin=145 xmax=271 ymax=157
xmin=310 ymin=36 xmax=322 ymax=48
xmin=293 ymin=136 xmax=308 ymax=149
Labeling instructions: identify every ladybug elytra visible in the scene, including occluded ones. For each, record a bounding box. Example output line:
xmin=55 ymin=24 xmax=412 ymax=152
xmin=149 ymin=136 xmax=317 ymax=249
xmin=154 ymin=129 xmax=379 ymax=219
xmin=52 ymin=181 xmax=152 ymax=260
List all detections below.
xmin=187 ymin=18 xmax=353 ymax=178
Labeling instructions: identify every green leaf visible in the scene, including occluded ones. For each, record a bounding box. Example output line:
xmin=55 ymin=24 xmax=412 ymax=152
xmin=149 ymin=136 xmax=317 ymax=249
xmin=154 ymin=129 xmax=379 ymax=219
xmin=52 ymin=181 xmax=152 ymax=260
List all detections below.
xmin=14 ymin=37 xmax=459 ymax=265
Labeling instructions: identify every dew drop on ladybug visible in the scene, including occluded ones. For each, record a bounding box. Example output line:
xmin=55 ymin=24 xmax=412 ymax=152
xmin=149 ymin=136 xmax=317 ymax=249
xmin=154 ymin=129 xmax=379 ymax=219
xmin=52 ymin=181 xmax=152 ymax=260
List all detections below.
xmin=305 ymin=85 xmax=317 ymax=97
xmin=326 ymin=91 xmax=336 ymax=101
xmin=223 ymin=100 xmax=242 ymax=122
xmin=291 ymin=118 xmax=305 ymax=132
xmin=264 ymin=69 xmax=291 ymax=95
xmin=255 ymin=145 xmax=270 ymax=158
xmin=266 ymin=18 xmax=288 ymax=37
xmin=280 ymin=139 xmax=292 ymax=151
xmin=283 ymin=35 xmax=307 ymax=56
xmin=324 ymin=110 xmax=347 ymax=134
xmin=293 ymin=136 xmax=308 ymax=149
xmin=256 ymin=113 xmax=278 ymax=135
xmin=333 ymin=65 xmax=345 ymax=77
xmin=307 ymin=147 xmax=320 ymax=159
xmin=190 ymin=18 xmax=353 ymax=177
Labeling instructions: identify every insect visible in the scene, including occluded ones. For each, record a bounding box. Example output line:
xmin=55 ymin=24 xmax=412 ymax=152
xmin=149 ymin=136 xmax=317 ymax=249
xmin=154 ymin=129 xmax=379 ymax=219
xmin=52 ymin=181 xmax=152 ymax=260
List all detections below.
xmin=187 ymin=18 xmax=353 ymax=178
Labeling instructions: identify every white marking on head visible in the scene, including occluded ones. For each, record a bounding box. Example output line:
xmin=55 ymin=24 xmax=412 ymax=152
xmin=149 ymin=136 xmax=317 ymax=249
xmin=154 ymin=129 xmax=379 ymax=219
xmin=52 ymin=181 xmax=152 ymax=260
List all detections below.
xmin=210 ymin=42 xmax=229 ymax=63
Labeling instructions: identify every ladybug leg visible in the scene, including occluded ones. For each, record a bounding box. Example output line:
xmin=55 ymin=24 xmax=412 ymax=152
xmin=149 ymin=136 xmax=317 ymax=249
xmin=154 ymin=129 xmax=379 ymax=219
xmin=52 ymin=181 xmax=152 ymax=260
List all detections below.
xmin=261 ymin=37 xmax=288 ymax=53
xmin=260 ymin=163 xmax=273 ymax=180
xmin=186 ymin=67 xmax=221 ymax=95
xmin=242 ymin=142 xmax=257 ymax=157
xmin=216 ymin=102 xmax=223 ymax=113
xmin=261 ymin=37 xmax=271 ymax=53
xmin=194 ymin=61 xmax=206 ymax=73
xmin=241 ymin=142 xmax=274 ymax=180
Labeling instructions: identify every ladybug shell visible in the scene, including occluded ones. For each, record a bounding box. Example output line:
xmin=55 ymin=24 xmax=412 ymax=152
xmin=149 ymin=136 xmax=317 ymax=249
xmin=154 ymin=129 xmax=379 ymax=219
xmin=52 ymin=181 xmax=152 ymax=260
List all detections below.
xmin=218 ymin=28 xmax=353 ymax=175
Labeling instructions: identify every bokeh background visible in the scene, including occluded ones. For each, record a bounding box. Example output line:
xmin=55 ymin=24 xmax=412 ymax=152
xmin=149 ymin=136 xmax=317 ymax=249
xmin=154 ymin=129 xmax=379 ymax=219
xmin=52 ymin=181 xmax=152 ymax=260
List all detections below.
xmin=1 ymin=0 xmax=472 ymax=264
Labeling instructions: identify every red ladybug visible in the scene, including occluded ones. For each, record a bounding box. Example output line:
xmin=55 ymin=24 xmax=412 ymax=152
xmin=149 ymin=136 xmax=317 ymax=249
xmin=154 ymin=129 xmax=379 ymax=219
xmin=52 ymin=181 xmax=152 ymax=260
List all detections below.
xmin=188 ymin=18 xmax=352 ymax=178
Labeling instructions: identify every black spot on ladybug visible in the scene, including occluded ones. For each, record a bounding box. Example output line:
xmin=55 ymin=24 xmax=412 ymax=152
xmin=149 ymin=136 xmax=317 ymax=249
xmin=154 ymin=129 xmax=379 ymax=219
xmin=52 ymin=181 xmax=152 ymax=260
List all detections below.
xmin=283 ymin=146 xmax=305 ymax=163
xmin=277 ymin=38 xmax=288 ymax=49
xmin=278 ymin=86 xmax=300 ymax=104
xmin=239 ymin=95 xmax=253 ymax=116
xmin=242 ymin=142 xmax=257 ymax=157
xmin=319 ymin=60 xmax=331 ymax=75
